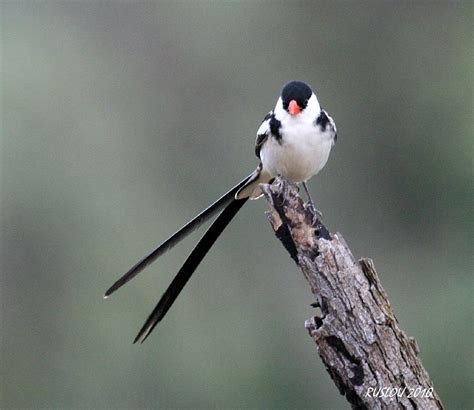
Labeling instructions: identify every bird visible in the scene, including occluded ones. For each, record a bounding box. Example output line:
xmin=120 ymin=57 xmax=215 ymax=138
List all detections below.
xmin=104 ymin=80 xmax=337 ymax=343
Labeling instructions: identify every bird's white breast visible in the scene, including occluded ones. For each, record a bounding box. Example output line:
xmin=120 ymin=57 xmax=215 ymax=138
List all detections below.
xmin=260 ymin=119 xmax=333 ymax=183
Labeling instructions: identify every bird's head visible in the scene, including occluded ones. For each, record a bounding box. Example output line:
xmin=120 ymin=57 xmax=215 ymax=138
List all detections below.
xmin=277 ymin=80 xmax=320 ymax=118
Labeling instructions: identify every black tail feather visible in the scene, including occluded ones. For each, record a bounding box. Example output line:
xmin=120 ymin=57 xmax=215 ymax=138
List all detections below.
xmin=134 ymin=197 xmax=248 ymax=344
xmin=104 ymin=175 xmax=252 ymax=298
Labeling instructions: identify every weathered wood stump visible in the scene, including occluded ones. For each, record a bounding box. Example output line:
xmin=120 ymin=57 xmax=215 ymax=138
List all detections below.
xmin=261 ymin=179 xmax=443 ymax=409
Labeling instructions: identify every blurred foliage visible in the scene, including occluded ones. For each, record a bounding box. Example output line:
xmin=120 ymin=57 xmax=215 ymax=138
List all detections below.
xmin=1 ymin=1 xmax=472 ymax=409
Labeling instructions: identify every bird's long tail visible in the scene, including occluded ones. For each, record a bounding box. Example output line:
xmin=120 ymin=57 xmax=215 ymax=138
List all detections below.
xmin=104 ymin=174 xmax=253 ymax=298
xmin=104 ymin=167 xmax=271 ymax=298
xmin=133 ymin=197 xmax=248 ymax=343
xmin=105 ymin=167 xmax=272 ymax=343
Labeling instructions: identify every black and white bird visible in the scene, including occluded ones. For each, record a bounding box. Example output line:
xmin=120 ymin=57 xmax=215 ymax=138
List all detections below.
xmin=105 ymin=80 xmax=337 ymax=343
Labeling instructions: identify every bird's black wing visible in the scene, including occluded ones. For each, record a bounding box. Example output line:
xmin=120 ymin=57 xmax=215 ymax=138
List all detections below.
xmin=315 ymin=109 xmax=337 ymax=144
xmin=104 ymin=175 xmax=252 ymax=298
xmin=255 ymin=111 xmax=272 ymax=158
xmin=134 ymin=197 xmax=248 ymax=343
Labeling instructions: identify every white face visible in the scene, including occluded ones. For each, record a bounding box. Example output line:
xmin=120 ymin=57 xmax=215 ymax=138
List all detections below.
xmin=274 ymin=93 xmax=321 ymax=123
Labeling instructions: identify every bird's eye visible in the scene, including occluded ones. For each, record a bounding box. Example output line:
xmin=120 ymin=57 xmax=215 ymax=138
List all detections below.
xmin=304 ymin=99 xmax=309 ymax=105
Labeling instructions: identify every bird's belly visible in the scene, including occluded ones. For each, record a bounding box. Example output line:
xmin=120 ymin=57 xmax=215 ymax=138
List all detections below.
xmin=261 ymin=132 xmax=332 ymax=183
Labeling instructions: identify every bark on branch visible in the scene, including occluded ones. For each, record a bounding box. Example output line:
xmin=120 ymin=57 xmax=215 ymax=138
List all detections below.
xmin=261 ymin=179 xmax=443 ymax=410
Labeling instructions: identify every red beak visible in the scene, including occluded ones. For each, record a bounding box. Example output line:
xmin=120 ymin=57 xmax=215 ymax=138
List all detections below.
xmin=288 ymin=99 xmax=301 ymax=115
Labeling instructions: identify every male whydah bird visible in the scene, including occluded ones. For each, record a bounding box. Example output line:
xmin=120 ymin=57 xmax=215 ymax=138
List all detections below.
xmin=104 ymin=81 xmax=337 ymax=343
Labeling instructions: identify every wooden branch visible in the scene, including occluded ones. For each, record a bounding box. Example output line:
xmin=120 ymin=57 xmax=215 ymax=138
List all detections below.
xmin=261 ymin=179 xmax=443 ymax=410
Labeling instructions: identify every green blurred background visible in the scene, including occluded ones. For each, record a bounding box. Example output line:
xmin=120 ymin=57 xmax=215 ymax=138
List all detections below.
xmin=1 ymin=1 xmax=472 ymax=409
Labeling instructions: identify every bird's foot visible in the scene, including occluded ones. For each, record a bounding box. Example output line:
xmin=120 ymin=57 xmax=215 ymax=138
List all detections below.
xmin=301 ymin=182 xmax=322 ymax=225
xmin=279 ymin=177 xmax=299 ymax=197
xmin=306 ymin=201 xmax=323 ymax=225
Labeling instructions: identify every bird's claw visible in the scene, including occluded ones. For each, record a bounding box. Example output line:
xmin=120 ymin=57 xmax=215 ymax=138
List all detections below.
xmin=305 ymin=201 xmax=323 ymax=225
